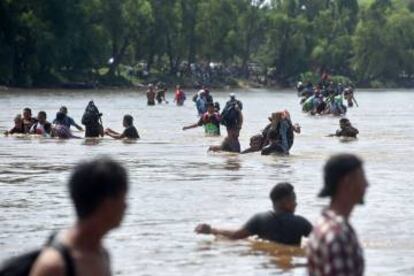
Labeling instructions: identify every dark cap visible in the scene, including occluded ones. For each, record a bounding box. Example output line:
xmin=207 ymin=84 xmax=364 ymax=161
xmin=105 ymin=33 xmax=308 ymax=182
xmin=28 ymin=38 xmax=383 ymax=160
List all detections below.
xmin=319 ymin=154 xmax=363 ymax=197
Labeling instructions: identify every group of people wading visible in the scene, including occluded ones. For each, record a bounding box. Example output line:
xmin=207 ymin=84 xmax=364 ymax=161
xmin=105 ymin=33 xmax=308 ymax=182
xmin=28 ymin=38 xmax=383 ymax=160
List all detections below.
xmin=298 ymin=73 xmax=358 ymax=116
xmin=4 ymin=101 xmax=139 ymax=140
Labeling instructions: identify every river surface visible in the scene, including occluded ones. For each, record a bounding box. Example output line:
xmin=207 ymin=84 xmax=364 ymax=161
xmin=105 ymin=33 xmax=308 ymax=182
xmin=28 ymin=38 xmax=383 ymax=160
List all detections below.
xmin=0 ymin=88 xmax=413 ymax=275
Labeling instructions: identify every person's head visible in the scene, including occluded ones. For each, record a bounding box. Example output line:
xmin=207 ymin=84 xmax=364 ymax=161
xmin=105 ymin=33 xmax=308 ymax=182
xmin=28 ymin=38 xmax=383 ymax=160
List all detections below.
xmin=176 ymin=84 xmax=180 ymax=90
xmin=123 ymin=114 xmax=134 ymax=127
xmin=69 ymin=158 xmax=128 ymax=229
xmin=55 ymin=112 xmax=66 ymax=124
xmin=319 ymin=154 xmax=368 ymax=206
xmin=37 ymin=111 xmax=47 ymax=123
xmin=207 ymin=103 xmax=215 ymax=114
xmin=229 ymin=93 xmax=236 ymax=100
xmin=14 ymin=114 xmax=22 ymax=126
xmin=249 ymin=134 xmax=264 ymax=150
xmin=270 ymin=183 xmax=297 ymax=213
xmin=60 ymin=106 xmax=68 ymax=115
xmin=269 ymin=112 xmax=284 ymax=125
xmin=23 ymin=108 xmax=32 ymax=120
xmin=339 ymin=118 xmax=350 ymax=129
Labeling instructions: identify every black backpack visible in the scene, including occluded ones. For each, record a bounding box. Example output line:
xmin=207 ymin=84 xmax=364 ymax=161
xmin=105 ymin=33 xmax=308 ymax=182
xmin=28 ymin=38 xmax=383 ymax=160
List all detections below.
xmin=220 ymin=103 xmax=239 ymax=128
xmin=0 ymin=233 xmax=75 ymax=276
xmin=81 ymin=101 xmax=102 ymax=127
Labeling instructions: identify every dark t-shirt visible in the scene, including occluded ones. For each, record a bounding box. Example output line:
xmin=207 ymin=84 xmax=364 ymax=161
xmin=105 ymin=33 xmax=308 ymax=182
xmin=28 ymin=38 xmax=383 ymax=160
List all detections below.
xmin=244 ymin=211 xmax=312 ymax=245
xmin=122 ymin=126 xmax=140 ymax=139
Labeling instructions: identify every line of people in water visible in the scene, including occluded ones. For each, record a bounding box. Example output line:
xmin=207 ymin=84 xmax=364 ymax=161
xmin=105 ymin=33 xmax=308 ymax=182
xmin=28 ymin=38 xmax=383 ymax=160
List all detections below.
xmin=297 ymin=74 xmax=358 ymax=116
xmin=4 ymin=103 xmax=140 ymax=140
xmin=3 ymin=88 xmax=360 ymax=151
xmin=0 ymin=153 xmax=368 ymax=276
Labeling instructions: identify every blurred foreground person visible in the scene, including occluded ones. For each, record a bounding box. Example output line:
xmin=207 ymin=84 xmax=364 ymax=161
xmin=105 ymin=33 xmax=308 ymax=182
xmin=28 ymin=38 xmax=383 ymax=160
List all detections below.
xmin=195 ymin=183 xmax=312 ymax=246
xmin=30 ymin=158 xmax=129 ymax=276
xmin=307 ymin=154 xmax=368 ymax=276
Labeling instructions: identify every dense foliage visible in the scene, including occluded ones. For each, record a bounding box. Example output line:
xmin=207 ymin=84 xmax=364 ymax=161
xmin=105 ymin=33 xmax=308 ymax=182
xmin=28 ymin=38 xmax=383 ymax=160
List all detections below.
xmin=0 ymin=0 xmax=413 ymax=87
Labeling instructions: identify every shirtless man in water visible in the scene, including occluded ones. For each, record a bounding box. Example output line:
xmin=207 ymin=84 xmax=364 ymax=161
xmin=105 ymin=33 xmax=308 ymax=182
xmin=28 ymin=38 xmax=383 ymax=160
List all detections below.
xmin=30 ymin=158 xmax=128 ymax=276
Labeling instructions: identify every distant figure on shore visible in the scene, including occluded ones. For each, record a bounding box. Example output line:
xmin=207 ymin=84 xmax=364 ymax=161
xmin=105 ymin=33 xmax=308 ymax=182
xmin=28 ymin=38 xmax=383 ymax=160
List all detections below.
xmin=174 ymin=85 xmax=186 ymax=106
xmin=328 ymin=118 xmax=359 ymax=138
xmin=22 ymin=107 xmax=38 ymax=134
xmin=146 ymin=84 xmax=156 ymax=106
xmin=208 ymin=128 xmax=241 ymax=153
xmin=30 ymin=111 xmax=52 ymax=136
xmin=307 ymin=154 xmax=368 ymax=276
xmin=53 ymin=106 xmax=83 ymax=131
xmin=183 ymin=103 xmax=221 ymax=136
xmin=195 ymin=183 xmax=312 ymax=246
xmin=156 ymin=87 xmax=168 ymax=104
xmin=4 ymin=114 xmax=24 ymax=135
xmin=30 ymin=158 xmax=129 ymax=276
xmin=105 ymin=115 xmax=140 ymax=139
xmin=81 ymin=101 xmax=104 ymax=138
xmin=52 ymin=112 xmax=80 ymax=139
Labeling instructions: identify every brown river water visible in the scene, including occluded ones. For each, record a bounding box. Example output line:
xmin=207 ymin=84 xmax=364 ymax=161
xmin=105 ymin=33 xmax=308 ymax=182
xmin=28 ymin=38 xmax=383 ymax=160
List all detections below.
xmin=0 ymin=88 xmax=413 ymax=275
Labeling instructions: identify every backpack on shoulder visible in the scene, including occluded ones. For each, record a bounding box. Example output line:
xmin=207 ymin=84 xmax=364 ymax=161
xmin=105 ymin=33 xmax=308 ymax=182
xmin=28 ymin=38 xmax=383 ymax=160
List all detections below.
xmin=0 ymin=233 xmax=75 ymax=276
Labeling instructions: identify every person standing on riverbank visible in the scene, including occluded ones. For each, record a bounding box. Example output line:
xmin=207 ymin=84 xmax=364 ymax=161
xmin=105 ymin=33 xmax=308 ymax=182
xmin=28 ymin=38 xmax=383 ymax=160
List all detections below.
xmin=195 ymin=182 xmax=312 ymax=246
xmin=30 ymin=158 xmax=129 ymax=276
xmin=307 ymin=154 xmax=368 ymax=276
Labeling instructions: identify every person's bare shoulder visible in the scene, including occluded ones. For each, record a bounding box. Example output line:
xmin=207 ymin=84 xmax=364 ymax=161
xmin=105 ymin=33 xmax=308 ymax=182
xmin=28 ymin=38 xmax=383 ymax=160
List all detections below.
xmin=30 ymin=248 xmax=65 ymax=276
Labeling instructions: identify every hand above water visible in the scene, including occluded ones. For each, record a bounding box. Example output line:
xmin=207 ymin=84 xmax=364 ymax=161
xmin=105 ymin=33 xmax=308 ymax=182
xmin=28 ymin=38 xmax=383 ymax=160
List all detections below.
xmin=195 ymin=223 xmax=212 ymax=234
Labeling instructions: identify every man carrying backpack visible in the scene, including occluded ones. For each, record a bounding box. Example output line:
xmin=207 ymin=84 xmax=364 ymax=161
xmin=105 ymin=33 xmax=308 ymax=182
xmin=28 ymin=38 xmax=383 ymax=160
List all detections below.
xmin=221 ymin=93 xmax=243 ymax=135
xmin=29 ymin=158 xmax=129 ymax=276
xmin=81 ymin=101 xmax=104 ymax=138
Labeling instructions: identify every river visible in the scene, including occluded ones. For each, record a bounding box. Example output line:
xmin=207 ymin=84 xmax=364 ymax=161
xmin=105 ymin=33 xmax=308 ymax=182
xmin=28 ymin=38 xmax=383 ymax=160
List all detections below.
xmin=0 ymin=88 xmax=413 ymax=275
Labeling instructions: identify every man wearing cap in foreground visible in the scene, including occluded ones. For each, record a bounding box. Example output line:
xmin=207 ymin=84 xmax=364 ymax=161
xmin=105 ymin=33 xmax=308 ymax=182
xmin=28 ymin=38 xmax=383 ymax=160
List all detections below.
xmin=307 ymin=154 xmax=368 ymax=276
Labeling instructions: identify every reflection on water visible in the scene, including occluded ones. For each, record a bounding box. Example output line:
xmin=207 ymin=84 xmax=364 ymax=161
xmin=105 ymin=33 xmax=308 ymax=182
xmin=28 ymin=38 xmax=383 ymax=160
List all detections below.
xmin=0 ymin=89 xmax=414 ymax=275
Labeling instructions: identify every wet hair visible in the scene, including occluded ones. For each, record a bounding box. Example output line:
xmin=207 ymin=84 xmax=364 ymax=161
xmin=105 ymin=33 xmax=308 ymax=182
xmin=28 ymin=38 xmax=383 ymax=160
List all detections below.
xmin=23 ymin=107 xmax=31 ymax=114
xmin=207 ymin=103 xmax=214 ymax=108
xmin=69 ymin=158 xmax=128 ymax=219
xmin=270 ymin=182 xmax=295 ymax=204
xmin=123 ymin=115 xmax=133 ymax=126
xmin=339 ymin=118 xmax=349 ymax=124
xmin=38 ymin=111 xmax=47 ymax=118
xmin=320 ymin=154 xmax=363 ymax=197
xmin=60 ymin=106 xmax=68 ymax=113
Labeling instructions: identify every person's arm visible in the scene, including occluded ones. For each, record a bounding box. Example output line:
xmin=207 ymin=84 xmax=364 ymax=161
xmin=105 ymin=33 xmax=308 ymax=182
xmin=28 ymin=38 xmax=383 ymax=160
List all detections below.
xmin=183 ymin=123 xmax=199 ymax=131
xmin=208 ymin=145 xmax=222 ymax=152
xmin=106 ymin=131 xmax=123 ymax=139
xmin=183 ymin=117 xmax=203 ymax=131
xmin=352 ymin=96 xmax=359 ymax=107
xmin=195 ymin=224 xmax=251 ymax=240
xmin=68 ymin=117 xmax=83 ymax=131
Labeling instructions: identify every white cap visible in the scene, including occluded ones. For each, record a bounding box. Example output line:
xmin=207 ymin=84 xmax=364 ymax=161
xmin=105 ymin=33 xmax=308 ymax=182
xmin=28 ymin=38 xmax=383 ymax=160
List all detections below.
xmin=229 ymin=93 xmax=236 ymax=98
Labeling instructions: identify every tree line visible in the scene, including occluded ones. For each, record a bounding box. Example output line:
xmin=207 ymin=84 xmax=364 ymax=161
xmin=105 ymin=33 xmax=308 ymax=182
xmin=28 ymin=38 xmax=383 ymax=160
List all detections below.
xmin=1 ymin=0 xmax=414 ymax=88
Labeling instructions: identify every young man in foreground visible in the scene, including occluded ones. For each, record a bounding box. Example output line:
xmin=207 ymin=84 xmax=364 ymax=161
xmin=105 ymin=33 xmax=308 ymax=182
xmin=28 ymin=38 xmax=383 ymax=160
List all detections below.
xmin=30 ymin=158 xmax=129 ymax=276
xmin=307 ymin=154 xmax=368 ymax=276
